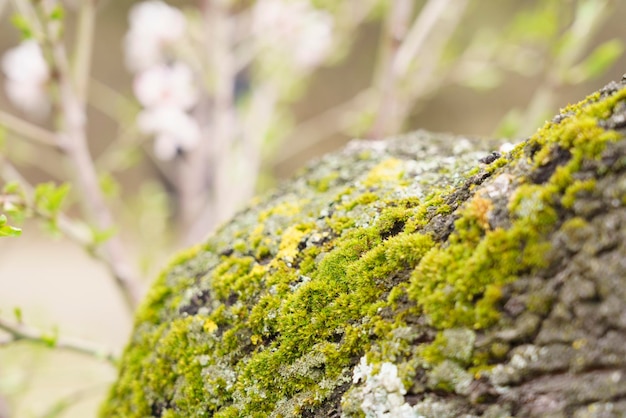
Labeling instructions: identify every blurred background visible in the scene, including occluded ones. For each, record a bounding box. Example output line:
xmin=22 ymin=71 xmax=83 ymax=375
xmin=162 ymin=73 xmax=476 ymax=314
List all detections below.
xmin=0 ymin=0 xmax=624 ymax=416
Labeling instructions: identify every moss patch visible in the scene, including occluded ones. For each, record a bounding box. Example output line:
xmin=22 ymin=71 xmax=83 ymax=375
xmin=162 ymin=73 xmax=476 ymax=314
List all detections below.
xmin=103 ymin=82 xmax=626 ymax=417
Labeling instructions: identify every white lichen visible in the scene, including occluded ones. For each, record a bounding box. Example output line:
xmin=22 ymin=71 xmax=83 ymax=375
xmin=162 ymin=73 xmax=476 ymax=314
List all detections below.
xmin=346 ymin=357 xmax=422 ymax=418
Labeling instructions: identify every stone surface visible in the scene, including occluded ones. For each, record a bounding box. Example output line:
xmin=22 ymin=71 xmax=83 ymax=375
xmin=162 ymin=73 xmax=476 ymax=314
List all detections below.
xmin=102 ymin=79 xmax=626 ymax=417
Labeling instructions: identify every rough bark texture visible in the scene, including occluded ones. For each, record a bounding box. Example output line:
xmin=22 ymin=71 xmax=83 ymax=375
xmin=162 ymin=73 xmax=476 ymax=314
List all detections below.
xmin=102 ymin=79 xmax=626 ymax=418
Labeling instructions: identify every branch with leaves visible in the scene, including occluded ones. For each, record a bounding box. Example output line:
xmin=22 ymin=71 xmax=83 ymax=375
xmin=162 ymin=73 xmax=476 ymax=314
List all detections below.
xmin=3 ymin=0 xmax=143 ymax=310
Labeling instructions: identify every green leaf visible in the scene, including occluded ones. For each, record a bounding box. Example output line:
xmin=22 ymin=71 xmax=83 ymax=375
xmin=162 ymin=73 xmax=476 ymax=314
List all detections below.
xmin=0 ymin=214 xmax=22 ymax=237
xmin=576 ymin=39 xmax=624 ymax=80
xmin=90 ymin=226 xmax=117 ymax=246
xmin=494 ymin=108 xmax=523 ymax=139
xmin=34 ymin=182 xmax=71 ymax=216
xmin=507 ymin=2 xmax=558 ymax=43
xmin=41 ymin=218 xmax=61 ymax=237
xmin=2 ymin=201 xmax=25 ymax=223
xmin=99 ymin=172 xmax=120 ymax=198
xmin=13 ymin=307 xmax=22 ymax=323
xmin=0 ymin=224 xmax=22 ymax=237
xmin=41 ymin=327 xmax=59 ymax=348
xmin=458 ymin=66 xmax=503 ymax=91
xmin=49 ymin=4 xmax=65 ymax=21
xmin=3 ymin=181 xmax=22 ymax=195
xmin=10 ymin=14 xmax=34 ymax=39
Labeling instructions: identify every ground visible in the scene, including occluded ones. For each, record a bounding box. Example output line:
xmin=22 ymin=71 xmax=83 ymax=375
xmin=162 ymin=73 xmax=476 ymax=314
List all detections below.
xmin=102 ymin=78 xmax=626 ymax=417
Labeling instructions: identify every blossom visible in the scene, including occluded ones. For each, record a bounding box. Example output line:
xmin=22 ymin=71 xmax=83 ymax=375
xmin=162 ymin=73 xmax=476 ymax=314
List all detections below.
xmin=124 ymin=0 xmax=187 ymax=72
xmin=252 ymin=0 xmax=333 ymax=69
xmin=293 ymin=10 xmax=333 ymax=68
xmin=1 ymin=41 xmax=50 ymax=117
xmin=133 ymin=63 xmax=198 ymax=110
xmin=137 ymin=107 xmax=201 ymax=160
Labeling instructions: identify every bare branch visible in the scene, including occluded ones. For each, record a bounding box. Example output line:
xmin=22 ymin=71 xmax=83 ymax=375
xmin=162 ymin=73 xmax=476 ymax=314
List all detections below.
xmin=73 ymin=0 xmax=96 ymax=103
xmin=272 ymin=88 xmax=376 ymax=167
xmin=0 ymin=110 xmax=59 ymax=148
xmin=368 ymin=0 xmax=414 ymax=139
xmin=392 ymin=0 xmax=453 ymax=78
xmin=200 ymin=0 xmax=238 ymax=229
xmin=31 ymin=1 xmax=143 ymax=309
xmin=0 ymin=316 xmax=117 ymax=364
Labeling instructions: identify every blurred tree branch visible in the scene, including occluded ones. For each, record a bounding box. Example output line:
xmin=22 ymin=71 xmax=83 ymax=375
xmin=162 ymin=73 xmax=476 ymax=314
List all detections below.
xmin=0 ymin=315 xmax=117 ymax=364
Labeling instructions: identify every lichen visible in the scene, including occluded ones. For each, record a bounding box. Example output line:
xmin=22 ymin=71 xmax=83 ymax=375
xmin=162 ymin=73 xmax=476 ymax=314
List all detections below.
xmin=102 ymin=80 xmax=626 ymax=417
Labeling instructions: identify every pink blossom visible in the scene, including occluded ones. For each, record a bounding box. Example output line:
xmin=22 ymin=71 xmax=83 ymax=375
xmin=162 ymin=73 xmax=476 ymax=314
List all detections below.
xmin=124 ymin=1 xmax=187 ymax=72
xmin=252 ymin=0 xmax=333 ymax=69
xmin=133 ymin=63 xmax=198 ymax=110
xmin=137 ymin=107 xmax=201 ymax=160
xmin=1 ymin=41 xmax=50 ymax=117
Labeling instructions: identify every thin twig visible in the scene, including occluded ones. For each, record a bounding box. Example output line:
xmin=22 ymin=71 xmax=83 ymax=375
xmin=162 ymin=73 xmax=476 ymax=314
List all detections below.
xmin=88 ymin=78 xmax=139 ymax=124
xmin=392 ymin=0 xmax=452 ymax=78
xmin=0 ymin=316 xmax=117 ymax=365
xmin=272 ymin=87 xmax=376 ymax=167
xmin=0 ymin=110 xmax=59 ymax=148
xmin=404 ymin=0 xmax=468 ymax=104
xmin=201 ymin=0 xmax=237 ymax=229
xmin=32 ymin=1 xmax=143 ymax=310
xmin=73 ymin=0 xmax=96 ymax=104
xmin=38 ymin=383 xmax=109 ymax=418
xmin=368 ymin=0 xmax=414 ymax=139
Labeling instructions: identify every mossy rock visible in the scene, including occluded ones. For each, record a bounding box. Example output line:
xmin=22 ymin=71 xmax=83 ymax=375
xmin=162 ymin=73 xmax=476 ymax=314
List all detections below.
xmin=102 ymin=79 xmax=626 ymax=417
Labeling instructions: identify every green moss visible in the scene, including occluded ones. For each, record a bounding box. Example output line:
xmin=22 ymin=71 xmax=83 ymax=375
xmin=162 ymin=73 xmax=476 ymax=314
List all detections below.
xmin=103 ymin=84 xmax=626 ymax=417
xmin=562 ymin=179 xmax=596 ymax=209
xmin=307 ymin=171 xmax=339 ymax=192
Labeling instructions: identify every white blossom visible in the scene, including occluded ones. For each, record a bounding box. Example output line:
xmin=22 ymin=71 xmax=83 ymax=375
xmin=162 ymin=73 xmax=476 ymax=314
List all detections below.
xmin=293 ymin=10 xmax=333 ymax=68
xmin=1 ymin=41 xmax=50 ymax=117
xmin=133 ymin=62 xmax=198 ymax=110
xmin=124 ymin=0 xmax=187 ymax=72
xmin=137 ymin=107 xmax=201 ymax=160
xmin=252 ymin=0 xmax=333 ymax=69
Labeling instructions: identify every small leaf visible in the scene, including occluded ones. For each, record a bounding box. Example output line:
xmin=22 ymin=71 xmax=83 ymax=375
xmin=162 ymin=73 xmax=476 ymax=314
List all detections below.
xmin=0 ymin=225 xmax=22 ymax=237
xmin=458 ymin=65 xmax=503 ymax=91
xmin=10 ymin=14 xmax=34 ymax=39
xmin=3 ymin=181 xmax=22 ymax=195
xmin=91 ymin=226 xmax=117 ymax=246
xmin=41 ymin=218 xmax=61 ymax=237
xmin=494 ymin=108 xmax=523 ymax=139
xmin=2 ymin=201 xmax=25 ymax=223
xmin=508 ymin=4 xmax=558 ymax=44
xmin=34 ymin=182 xmax=71 ymax=216
xmin=99 ymin=173 xmax=120 ymax=198
xmin=41 ymin=328 xmax=58 ymax=348
xmin=49 ymin=5 xmax=65 ymax=21
xmin=13 ymin=307 xmax=22 ymax=323
xmin=577 ymin=39 xmax=624 ymax=80
xmin=0 ymin=214 xmax=22 ymax=237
